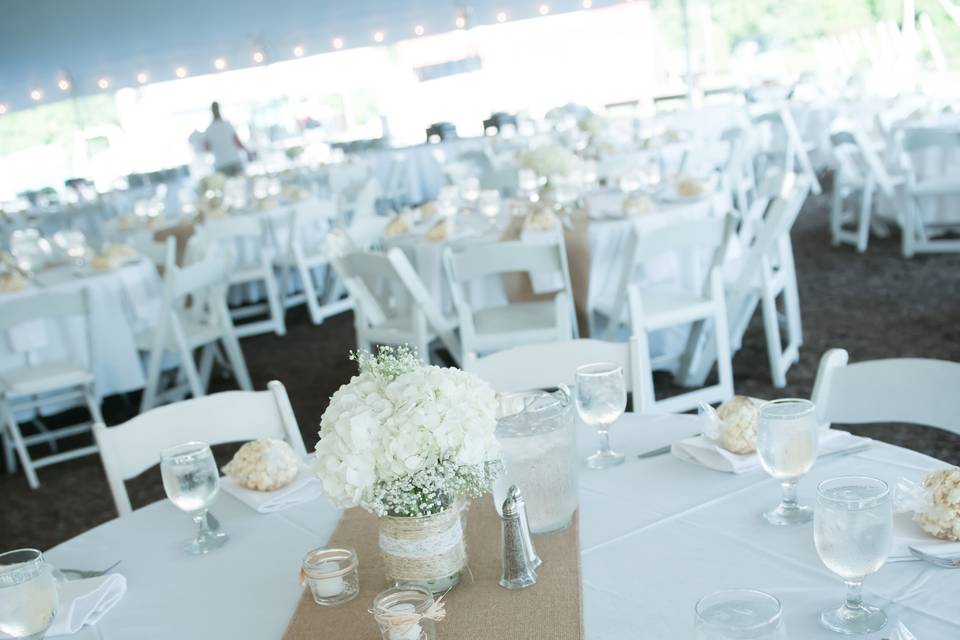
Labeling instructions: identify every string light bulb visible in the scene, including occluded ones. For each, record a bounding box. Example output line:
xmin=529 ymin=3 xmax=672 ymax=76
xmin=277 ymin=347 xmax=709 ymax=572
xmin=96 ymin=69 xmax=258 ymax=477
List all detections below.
xmin=0 ymin=104 xmax=7 ymax=115
xmin=373 ymin=31 xmax=384 ymax=43
xmin=30 ymin=89 xmax=43 ymax=101
xmin=414 ymin=24 xmax=425 ymax=36
xmin=293 ymin=45 xmax=304 ymax=57
xmin=57 ymin=78 xmax=70 ymax=91
xmin=214 ymin=57 xmax=227 ymax=71
xmin=332 ymin=37 xmax=344 ymax=49
xmin=582 ymin=0 xmax=592 ymax=7
xmin=455 ymin=16 xmax=466 ymax=28
xmin=97 ymin=77 xmax=110 ymax=90
xmin=539 ymin=4 xmax=550 ymax=15
xmin=137 ymin=72 xmax=149 ymax=84
xmin=175 ymin=66 xmax=188 ymax=78
xmin=497 ymin=11 xmax=507 ymax=22
xmin=253 ymin=50 xmax=265 ymax=63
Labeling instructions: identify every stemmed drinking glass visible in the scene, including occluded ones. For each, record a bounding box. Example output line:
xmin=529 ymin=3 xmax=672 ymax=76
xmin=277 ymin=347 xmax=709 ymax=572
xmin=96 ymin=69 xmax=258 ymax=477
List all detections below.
xmin=575 ymin=363 xmax=626 ymax=469
xmin=160 ymin=442 xmax=228 ymax=555
xmin=694 ymin=589 xmax=786 ymax=640
xmin=814 ymin=476 xmax=893 ymax=635
xmin=0 ymin=548 xmax=59 ymax=639
xmin=756 ymin=399 xmax=819 ymax=526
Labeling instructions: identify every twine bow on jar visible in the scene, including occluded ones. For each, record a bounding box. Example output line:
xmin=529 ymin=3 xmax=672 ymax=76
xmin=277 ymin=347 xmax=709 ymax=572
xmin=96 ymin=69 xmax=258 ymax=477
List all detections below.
xmin=370 ymin=593 xmax=447 ymax=627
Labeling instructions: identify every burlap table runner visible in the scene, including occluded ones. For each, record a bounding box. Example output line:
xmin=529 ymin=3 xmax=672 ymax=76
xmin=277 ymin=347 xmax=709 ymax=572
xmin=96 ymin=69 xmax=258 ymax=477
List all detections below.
xmin=500 ymin=209 xmax=593 ymax=337
xmin=283 ymin=499 xmax=583 ymax=640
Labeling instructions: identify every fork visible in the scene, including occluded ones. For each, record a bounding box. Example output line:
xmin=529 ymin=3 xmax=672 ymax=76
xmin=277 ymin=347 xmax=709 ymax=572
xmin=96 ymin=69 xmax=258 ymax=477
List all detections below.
xmin=59 ymin=560 xmax=122 ymax=579
xmin=908 ymin=546 xmax=960 ymax=569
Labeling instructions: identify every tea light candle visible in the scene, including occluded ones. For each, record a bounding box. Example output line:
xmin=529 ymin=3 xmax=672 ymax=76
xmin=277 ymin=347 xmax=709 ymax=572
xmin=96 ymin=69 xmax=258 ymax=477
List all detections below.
xmin=310 ymin=561 xmax=344 ymax=597
xmin=387 ymin=603 xmax=422 ymax=640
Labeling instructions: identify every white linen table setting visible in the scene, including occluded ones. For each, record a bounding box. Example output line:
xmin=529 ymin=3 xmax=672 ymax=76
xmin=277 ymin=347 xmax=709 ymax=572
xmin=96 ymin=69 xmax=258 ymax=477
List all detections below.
xmin=47 ymin=574 xmax=128 ymax=637
xmin=44 ymin=413 xmax=960 ymax=639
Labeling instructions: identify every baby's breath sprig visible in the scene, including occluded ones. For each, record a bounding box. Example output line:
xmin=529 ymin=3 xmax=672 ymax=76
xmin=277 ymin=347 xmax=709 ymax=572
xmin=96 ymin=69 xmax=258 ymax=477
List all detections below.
xmin=349 ymin=345 xmax=421 ymax=382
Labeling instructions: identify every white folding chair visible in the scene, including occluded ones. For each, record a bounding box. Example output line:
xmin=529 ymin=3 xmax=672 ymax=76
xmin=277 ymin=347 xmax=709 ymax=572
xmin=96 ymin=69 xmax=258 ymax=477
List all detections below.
xmin=275 ymin=199 xmax=352 ymax=325
xmin=828 ymin=126 xmax=904 ymax=252
xmin=681 ymin=175 xmax=810 ymax=389
xmin=94 ymin=380 xmax=305 ymax=516
xmin=139 ymin=249 xmax=253 ymax=412
xmin=897 ymin=127 xmax=960 ymax=257
xmin=616 ymin=216 xmax=735 ymax=413
xmin=750 ymin=106 xmax=822 ymax=196
xmin=464 ymin=337 xmax=645 ymax=407
xmin=331 ymin=248 xmax=460 ymax=364
xmin=198 ymin=216 xmax=285 ymax=337
xmin=719 ymin=126 xmax=759 ymax=221
xmin=443 ymin=240 xmax=577 ymax=358
xmin=0 ymin=289 xmax=104 ymax=488
xmin=811 ymin=349 xmax=960 ymax=434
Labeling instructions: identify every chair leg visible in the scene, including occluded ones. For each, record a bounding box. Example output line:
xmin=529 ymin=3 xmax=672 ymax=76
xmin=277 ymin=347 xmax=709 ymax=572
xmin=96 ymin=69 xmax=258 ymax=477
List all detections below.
xmin=830 ymin=184 xmax=844 ymax=246
xmin=856 ymin=181 xmax=874 ymax=253
xmin=170 ymin=323 xmax=205 ymax=400
xmin=198 ymin=344 xmax=217 ymax=392
xmin=264 ymin=268 xmax=286 ymax=336
xmin=713 ymin=304 xmax=735 ymax=401
xmin=300 ymin=262 xmax=323 ymax=325
xmin=3 ymin=429 xmax=16 ymax=474
xmin=4 ymin=409 xmax=39 ymax=489
xmin=761 ymin=288 xmax=787 ymax=389
xmin=84 ymin=386 xmax=105 ymax=426
xmin=140 ymin=327 xmax=168 ymax=413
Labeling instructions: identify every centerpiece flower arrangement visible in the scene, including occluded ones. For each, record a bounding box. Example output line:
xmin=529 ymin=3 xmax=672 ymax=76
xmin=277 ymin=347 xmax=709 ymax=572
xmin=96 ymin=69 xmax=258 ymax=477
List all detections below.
xmin=313 ymin=346 xmax=502 ymax=592
xmin=518 ymin=144 xmax=577 ymax=181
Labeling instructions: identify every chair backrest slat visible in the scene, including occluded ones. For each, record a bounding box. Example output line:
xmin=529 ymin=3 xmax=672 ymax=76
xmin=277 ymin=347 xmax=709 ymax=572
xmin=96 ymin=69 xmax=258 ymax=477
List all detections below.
xmin=0 ymin=289 xmax=87 ymax=331
xmin=93 ymin=381 xmax=306 ymax=516
xmin=812 ymin=349 xmax=960 ymax=434
xmin=446 ymin=240 xmax=564 ymax=282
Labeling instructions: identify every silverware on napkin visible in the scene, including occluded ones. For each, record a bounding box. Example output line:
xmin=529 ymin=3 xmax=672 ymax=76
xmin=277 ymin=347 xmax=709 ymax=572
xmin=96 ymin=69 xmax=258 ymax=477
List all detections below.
xmin=908 ymin=546 xmax=960 ymax=569
xmin=59 ymin=560 xmax=122 ymax=579
xmin=637 ymin=440 xmax=871 ymax=461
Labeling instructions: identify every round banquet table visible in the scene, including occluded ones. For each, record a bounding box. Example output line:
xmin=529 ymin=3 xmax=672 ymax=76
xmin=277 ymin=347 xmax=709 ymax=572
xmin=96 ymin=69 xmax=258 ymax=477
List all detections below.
xmin=46 ymin=413 xmax=960 ymax=639
xmin=0 ymin=259 xmax=163 ymax=413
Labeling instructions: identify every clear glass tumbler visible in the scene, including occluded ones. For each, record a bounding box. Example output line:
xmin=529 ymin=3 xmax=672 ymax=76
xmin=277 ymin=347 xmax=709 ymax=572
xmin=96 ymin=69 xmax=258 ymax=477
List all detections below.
xmin=0 ymin=548 xmax=59 ymax=639
xmin=160 ymin=441 xmax=228 ymax=555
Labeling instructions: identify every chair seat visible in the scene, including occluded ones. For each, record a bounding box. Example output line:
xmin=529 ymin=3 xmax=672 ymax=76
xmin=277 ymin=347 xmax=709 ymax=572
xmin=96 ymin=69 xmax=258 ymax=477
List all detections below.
xmin=473 ymin=300 xmax=557 ymax=335
xmin=911 ymin=178 xmax=960 ymax=197
xmin=0 ymin=362 xmax=93 ymax=397
xmin=136 ymin=315 xmax=226 ymax=352
xmin=639 ymin=288 xmax=715 ymax=329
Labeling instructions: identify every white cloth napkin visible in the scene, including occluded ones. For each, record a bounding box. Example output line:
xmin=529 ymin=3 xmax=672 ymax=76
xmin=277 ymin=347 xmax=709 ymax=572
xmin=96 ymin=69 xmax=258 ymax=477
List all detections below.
xmin=48 ymin=574 xmax=126 ymax=636
xmin=888 ymin=511 xmax=960 ymax=561
xmin=671 ymin=428 xmax=868 ymax=474
xmin=220 ymin=465 xmax=324 ymax=513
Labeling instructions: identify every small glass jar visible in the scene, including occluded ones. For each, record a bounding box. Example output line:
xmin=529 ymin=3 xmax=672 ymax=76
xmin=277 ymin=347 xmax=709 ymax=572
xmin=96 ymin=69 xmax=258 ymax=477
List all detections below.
xmin=373 ymin=586 xmax=437 ymax=640
xmin=301 ymin=547 xmax=358 ymax=606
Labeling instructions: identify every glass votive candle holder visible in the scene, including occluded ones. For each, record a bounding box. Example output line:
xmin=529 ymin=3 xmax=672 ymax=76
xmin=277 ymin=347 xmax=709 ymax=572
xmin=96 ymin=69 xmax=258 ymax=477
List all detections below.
xmin=694 ymin=589 xmax=786 ymax=639
xmin=301 ymin=547 xmax=358 ymax=606
xmin=373 ymin=585 xmax=438 ymax=640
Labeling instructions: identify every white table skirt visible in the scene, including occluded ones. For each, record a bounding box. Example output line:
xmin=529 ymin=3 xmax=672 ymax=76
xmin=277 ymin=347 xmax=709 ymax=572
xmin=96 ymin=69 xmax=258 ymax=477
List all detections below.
xmin=46 ymin=413 xmax=960 ymax=639
xmin=0 ymin=260 xmax=163 ymax=406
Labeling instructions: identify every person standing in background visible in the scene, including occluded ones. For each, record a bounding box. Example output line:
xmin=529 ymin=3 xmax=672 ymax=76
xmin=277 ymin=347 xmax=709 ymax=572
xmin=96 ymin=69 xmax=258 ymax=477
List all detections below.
xmin=204 ymin=101 xmax=248 ymax=176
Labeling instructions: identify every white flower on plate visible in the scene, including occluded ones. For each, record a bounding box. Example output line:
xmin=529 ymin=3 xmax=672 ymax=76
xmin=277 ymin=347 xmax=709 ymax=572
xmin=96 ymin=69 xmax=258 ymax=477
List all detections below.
xmin=313 ymin=347 xmax=501 ymax=516
xmin=914 ymin=466 xmax=960 ymax=541
xmin=715 ymin=395 xmax=760 ymax=454
xmin=223 ymin=439 xmax=302 ymax=492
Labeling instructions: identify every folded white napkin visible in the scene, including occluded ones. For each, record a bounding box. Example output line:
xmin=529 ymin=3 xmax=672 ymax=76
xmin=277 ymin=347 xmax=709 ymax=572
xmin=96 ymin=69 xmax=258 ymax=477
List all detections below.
xmin=888 ymin=511 xmax=960 ymax=561
xmin=220 ymin=465 xmax=324 ymax=513
xmin=671 ymin=428 xmax=867 ymax=474
xmin=48 ymin=574 xmax=126 ymax=636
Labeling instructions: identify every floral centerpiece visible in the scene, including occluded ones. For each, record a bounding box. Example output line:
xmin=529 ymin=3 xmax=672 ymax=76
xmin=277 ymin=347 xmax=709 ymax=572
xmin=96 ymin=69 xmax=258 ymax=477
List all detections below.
xmin=313 ymin=347 xmax=501 ymax=592
xmin=518 ymin=144 xmax=577 ymax=180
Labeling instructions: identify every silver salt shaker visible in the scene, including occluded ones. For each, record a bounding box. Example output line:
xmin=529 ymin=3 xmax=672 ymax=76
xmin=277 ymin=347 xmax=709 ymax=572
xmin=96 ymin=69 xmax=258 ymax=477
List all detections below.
xmin=499 ymin=490 xmax=538 ymax=590
xmin=508 ymin=485 xmax=542 ymax=569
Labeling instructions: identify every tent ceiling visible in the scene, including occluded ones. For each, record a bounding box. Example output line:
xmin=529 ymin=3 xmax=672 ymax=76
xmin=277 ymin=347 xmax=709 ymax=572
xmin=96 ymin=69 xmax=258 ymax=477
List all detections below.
xmin=0 ymin=0 xmax=604 ymax=111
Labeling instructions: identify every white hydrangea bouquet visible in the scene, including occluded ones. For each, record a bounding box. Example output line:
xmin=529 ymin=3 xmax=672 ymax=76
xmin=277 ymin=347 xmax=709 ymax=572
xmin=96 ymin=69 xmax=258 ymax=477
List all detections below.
xmin=313 ymin=346 xmax=501 ymax=591
xmin=518 ymin=143 xmax=577 ymax=180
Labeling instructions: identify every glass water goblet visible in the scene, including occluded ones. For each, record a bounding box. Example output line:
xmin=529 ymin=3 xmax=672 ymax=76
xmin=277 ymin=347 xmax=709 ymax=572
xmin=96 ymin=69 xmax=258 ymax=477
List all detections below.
xmin=160 ymin=442 xmax=228 ymax=555
xmin=575 ymin=363 xmax=627 ymax=469
xmin=756 ymin=399 xmax=819 ymax=526
xmin=814 ymin=476 xmax=893 ymax=635
xmin=0 ymin=548 xmax=59 ymax=639
xmin=695 ymin=589 xmax=786 ymax=640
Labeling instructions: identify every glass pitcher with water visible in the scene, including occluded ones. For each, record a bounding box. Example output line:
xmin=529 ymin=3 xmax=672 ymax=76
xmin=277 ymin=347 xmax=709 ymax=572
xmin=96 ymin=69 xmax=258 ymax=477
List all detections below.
xmin=0 ymin=548 xmax=59 ymax=639
xmin=493 ymin=387 xmax=579 ymax=534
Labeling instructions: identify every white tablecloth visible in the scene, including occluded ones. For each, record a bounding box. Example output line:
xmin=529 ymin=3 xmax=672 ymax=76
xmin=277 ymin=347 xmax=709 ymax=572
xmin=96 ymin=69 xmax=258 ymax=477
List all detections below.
xmin=0 ymin=260 xmax=163 ymax=406
xmin=47 ymin=413 xmax=960 ymax=639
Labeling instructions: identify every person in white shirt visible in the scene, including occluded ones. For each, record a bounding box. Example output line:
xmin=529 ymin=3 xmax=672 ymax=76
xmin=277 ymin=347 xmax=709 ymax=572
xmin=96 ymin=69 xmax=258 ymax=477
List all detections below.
xmin=204 ymin=101 xmax=248 ymax=176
